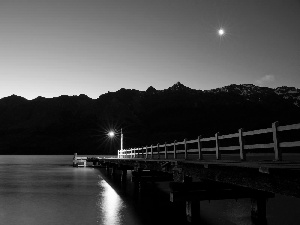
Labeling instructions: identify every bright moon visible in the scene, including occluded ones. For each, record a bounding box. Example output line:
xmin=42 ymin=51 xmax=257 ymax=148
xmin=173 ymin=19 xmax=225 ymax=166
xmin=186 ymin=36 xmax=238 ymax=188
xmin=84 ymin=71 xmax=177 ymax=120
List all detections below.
xmin=218 ymin=28 xmax=225 ymax=36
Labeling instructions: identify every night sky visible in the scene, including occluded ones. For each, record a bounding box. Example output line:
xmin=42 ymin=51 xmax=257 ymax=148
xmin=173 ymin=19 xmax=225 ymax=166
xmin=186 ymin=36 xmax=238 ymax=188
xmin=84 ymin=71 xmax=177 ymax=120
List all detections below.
xmin=0 ymin=0 xmax=299 ymax=99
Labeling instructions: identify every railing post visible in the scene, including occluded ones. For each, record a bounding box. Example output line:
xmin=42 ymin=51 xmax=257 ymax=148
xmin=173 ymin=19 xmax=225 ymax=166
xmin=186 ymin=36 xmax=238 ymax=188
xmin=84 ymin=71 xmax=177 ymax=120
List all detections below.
xmin=151 ymin=145 xmax=153 ymax=159
xmin=272 ymin=121 xmax=281 ymax=161
xmin=215 ymin=132 xmax=221 ymax=160
xmin=239 ymin=128 xmax=246 ymax=161
xmin=145 ymin=146 xmax=148 ymax=159
xmin=165 ymin=142 xmax=167 ymax=159
xmin=125 ymin=149 xmax=127 ymax=158
xmin=198 ymin=135 xmax=203 ymax=160
xmin=174 ymin=140 xmax=177 ymax=159
xmin=184 ymin=138 xmax=188 ymax=160
xmin=157 ymin=143 xmax=160 ymax=159
xmin=141 ymin=147 xmax=144 ymax=158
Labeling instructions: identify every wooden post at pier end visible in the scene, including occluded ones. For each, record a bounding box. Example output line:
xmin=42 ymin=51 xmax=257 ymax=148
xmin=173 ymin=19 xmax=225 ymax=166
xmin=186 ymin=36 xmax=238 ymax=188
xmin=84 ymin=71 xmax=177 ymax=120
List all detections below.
xmin=157 ymin=143 xmax=160 ymax=159
xmin=239 ymin=128 xmax=246 ymax=161
xmin=73 ymin=153 xmax=77 ymax=160
xmin=174 ymin=140 xmax=177 ymax=159
xmin=184 ymin=138 xmax=188 ymax=160
xmin=72 ymin=153 xmax=77 ymax=167
xmin=198 ymin=136 xmax=203 ymax=160
xmin=272 ymin=121 xmax=282 ymax=161
xmin=215 ymin=132 xmax=221 ymax=160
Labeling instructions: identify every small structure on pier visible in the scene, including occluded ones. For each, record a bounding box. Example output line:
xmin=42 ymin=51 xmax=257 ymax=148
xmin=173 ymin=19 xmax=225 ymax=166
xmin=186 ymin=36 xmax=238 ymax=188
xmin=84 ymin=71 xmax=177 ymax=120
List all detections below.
xmin=73 ymin=153 xmax=87 ymax=167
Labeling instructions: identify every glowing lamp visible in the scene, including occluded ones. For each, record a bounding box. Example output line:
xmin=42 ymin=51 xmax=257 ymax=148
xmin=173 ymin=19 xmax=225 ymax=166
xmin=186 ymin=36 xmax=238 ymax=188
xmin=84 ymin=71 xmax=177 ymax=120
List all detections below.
xmin=108 ymin=131 xmax=115 ymax=138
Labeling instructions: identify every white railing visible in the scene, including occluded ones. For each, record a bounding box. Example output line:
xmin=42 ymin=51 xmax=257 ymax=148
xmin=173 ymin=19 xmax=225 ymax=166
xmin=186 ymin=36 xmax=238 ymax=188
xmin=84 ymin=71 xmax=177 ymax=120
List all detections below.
xmin=118 ymin=121 xmax=300 ymax=161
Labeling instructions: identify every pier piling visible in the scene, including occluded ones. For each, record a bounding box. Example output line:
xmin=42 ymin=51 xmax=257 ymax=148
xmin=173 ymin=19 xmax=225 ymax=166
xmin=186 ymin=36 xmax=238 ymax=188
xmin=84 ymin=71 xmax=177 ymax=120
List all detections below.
xmin=186 ymin=201 xmax=200 ymax=223
xmin=251 ymin=197 xmax=267 ymax=223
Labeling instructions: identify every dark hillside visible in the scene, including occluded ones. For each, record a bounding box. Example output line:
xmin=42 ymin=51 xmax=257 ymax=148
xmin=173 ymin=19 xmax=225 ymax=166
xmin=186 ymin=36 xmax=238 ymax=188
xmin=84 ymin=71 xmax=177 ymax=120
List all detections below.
xmin=0 ymin=83 xmax=299 ymax=155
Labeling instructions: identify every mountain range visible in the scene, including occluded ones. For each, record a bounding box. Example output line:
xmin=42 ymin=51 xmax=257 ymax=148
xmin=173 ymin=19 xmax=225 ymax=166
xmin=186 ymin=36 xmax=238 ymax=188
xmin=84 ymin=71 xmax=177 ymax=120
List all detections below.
xmin=1 ymin=82 xmax=299 ymax=155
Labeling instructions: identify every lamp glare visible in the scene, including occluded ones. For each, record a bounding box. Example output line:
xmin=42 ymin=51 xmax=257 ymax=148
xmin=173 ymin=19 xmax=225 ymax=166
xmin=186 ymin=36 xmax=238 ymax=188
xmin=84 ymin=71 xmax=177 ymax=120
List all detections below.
xmin=108 ymin=131 xmax=115 ymax=138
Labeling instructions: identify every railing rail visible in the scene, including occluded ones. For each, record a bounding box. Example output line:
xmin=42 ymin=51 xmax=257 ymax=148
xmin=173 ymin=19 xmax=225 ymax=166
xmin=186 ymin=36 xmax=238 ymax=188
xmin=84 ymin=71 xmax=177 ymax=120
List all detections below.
xmin=118 ymin=121 xmax=300 ymax=161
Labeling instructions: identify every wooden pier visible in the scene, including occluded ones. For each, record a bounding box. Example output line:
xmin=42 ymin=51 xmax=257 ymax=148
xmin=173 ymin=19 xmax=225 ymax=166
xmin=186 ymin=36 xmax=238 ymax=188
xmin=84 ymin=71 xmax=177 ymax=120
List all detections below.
xmin=73 ymin=121 xmax=300 ymax=223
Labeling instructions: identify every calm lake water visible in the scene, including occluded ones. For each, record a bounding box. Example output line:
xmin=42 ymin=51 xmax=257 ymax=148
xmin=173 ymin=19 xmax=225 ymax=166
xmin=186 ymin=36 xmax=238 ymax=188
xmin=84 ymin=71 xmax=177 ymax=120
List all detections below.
xmin=0 ymin=155 xmax=300 ymax=225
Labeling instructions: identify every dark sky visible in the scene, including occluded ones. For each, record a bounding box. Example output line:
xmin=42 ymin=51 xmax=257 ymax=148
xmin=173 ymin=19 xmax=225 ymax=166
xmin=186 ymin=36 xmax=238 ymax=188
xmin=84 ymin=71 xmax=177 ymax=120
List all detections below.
xmin=0 ymin=0 xmax=299 ymax=99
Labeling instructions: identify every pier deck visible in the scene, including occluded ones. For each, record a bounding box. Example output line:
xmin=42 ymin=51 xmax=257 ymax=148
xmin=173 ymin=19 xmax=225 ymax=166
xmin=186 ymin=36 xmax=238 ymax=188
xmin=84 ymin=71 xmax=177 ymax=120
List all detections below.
xmin=85 ymin=157 xmax=300 ymax=198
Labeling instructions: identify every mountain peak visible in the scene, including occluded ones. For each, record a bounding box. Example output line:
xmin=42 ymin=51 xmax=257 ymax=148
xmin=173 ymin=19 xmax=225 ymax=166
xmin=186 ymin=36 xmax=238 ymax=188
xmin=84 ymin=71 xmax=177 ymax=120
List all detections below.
xmin=146 ymin=86 xmax=157 ymax=94
xmin=0 ymin=94 xmax=27 ymax=102
xmin=168 ymin=82 xmax=191 ymax=92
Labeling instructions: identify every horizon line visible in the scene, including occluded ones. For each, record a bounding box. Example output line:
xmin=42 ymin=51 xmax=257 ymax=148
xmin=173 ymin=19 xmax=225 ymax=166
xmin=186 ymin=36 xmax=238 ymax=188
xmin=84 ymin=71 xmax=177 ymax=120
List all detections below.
xmin=1 ymin=82 xmax=298 ymax=101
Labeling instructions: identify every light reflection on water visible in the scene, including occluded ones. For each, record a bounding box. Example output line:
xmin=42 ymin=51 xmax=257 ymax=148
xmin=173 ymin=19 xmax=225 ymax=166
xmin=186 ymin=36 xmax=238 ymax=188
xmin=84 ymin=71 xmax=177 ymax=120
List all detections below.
xmin=97 ymin=179 xmax=125 ymax=225
xmin=0 ymin=156 xmax=142 ymax=225
xmin=1 ymin=155 xmax=300 ymax=225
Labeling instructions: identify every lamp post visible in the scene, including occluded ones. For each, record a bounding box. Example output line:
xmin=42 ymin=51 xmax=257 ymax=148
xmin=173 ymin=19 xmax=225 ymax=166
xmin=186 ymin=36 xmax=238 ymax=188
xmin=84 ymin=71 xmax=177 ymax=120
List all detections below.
xmin=120 ymin=128 xmax=123 ymax=151
xmin=108 ymin=128 xmax=123 ymax=150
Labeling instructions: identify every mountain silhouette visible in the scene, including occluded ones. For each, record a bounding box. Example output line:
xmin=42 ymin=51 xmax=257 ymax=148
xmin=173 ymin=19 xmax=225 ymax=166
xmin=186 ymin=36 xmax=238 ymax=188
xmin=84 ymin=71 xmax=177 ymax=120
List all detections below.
xmin=0 ymin=83 xmax=299 ymax=155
